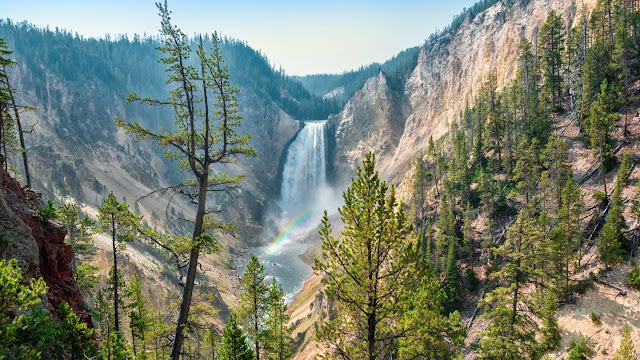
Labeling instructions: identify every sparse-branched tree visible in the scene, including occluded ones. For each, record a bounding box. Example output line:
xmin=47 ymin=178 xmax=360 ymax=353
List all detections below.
xmin=115 ymin=4 xmax=256 ymax=357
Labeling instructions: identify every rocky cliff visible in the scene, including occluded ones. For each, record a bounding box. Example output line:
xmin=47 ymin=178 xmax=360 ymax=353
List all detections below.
xmin=329 ymin=0 xmax=597 ymax=187
xmin=0 ymin=164 xmax=91 ymax=326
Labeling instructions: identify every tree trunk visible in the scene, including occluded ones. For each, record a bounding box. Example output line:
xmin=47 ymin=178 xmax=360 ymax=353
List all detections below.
xmin=6 ymin=80 xmax=30 ymax=187
xmin=255 ymin=288 xmax=260 ymax=360
xmin=112 ymin=213 xmax=120 ymax=334
xmin=171 ymin=165 xmax=209 ymax=360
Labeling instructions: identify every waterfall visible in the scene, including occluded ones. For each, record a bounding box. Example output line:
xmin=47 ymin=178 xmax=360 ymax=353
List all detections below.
xmin=254 ymin=120 xmax=329 ymax=302
xmin=278 ymin=121 xmax=327 ymax=216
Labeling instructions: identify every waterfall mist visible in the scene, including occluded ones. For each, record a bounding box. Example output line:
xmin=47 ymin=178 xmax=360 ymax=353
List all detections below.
xmin=254 ymin=121 xmax=342 ymax=302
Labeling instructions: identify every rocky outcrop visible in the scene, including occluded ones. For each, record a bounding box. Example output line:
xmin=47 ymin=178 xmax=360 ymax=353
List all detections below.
xmin=0 ymin=170 xmax=91 ymax=326
xmin=329 ymin=0 xmax=597 ymax=184
xmin=328 ymin=71 xmax=406 ymax=185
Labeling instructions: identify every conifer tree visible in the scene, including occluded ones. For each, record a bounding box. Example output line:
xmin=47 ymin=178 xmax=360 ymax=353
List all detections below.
xmin=598 ymin=163 xmax=629 ymax=266
xmin=59 ymin=202 xmax=98 ymax=295
xmin=314 ymin=153 xmax=463 ymax=360
xmin=587 ymin=79 xmax=618 ymax=194
xmin=542 ymin=135 xmax=570 ymax=211
xmin=412 ymin=156 xmax=429 ymax=221
xmin=613 ymin=325 xmax=637 ymax=360
xmin=264 ymin=279 xmax=293 ymax=360
xmin=540 ymin=10 xmax=566 ymax=111
xmin=480 ymin=205 xmax=553 ymax=359
xmin=126 ymin=273 xmax=151 ymax=357
xmin=444 ymin=237 xmax=461 ymax=312
xmin=57 ymin=302 xmax=97 ymax=360
xmin=0 ymin=259 xmax=48 ymax=359
xmin=481 ymin=74 xmax=505 ymax=165
xmin=219 ymin=314 xmax=254 ymax=360
xmin=565 ymin=12 xmax=588 ymax=119
xmin=551 ymin=176 xmax=584 ymax=295
xmin=0 ymin=38 xmax=31 ymax=185
xmin=613 ymin=2 xmax=636 ymax=136
xmin=513 ymin=138 xmax=540 ymax=204
xmin=238 ymin=255 xmax=268 ymax=360
xmin=98 ymin=191 xmax=141 ymax=334
xmin=115 ymin=4 xmax=256 ymax=357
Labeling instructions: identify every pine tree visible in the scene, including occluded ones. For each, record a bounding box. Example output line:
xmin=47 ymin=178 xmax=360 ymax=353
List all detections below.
xmin=0 ymin=259 xmax=48 ymax=359
xmin=551 ymin=176 xmax=584 ymax=295
xmin=613 ymin=2 xmax=637 ymax=136
xmin=219 ymin=314 xmax=254 ymax=360
xmin=480 ymin=205 xmax=550 ymax=359
xmin=598 ymin=165 xmax=629 ymax=266
xmin=59 ymin=202 xmax=98 ymax=295
xmin=542 ymin=135 xmax=570 ymax=211
xmin=264 ymin=279 xmax=293 ymax=360
xmin=57 ymin=302 xmax=97 ymax=360
xmin=613 ymin=325 xmax=637 ymax=360
xmin=587 ymin=79 xmax=618 ymax=194
xmin=98 ymin=191 xmax=141 ymax=334
xmin=538 ymin=293 xmax=561 ymax=351
xmin=565 ymin=12 xmax=588 ymax=119
xmin=540 ymin=10 xmax=566 ymax=111
xmin=314 ymin=152 xmax=463 ymax=359
xmin=0 ymin=38 xmax=31 ymax=186
xmin=115 ymin=4 xmax=256 ymax=356
xmin=481 ymin=74 xmax=505 ymax=166
xmin=126 ymin=273 xmax=151 ymax=357
xmin=238 ymin=255 xmax=268 ymax=360
xmin=412 ymin=156 xmax=429 ymax=221
xmin=513 ymin=138 xmax=540 ymax=204
xmin=444 ymin=237 xmax=461 ymax=312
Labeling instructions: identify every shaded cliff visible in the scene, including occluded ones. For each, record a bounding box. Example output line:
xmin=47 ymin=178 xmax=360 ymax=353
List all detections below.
xmin=0 ymin=166 xmax=91 ymax=326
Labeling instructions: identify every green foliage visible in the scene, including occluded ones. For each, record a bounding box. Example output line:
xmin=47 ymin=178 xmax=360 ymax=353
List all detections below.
xmin=219 ymin=313 xmax=254 ymax=360
xmin=465 ymin=268 xmax=479 ymax=290
xmin=0 ymin=260 xmax=95 ymax=360
xmin=59 ymin=202 xmax=98 ymax=297
xmin=56 ymin=301 xmax=97 ymax=359
xmin=598 ymin=164 xmax=629 ymax=267
xmin=0 ymin=233 xmax=10 ymax=246
xmin=237 ymin=254 xmax=269 ymax=357
xmin=98 ymin=191 xmax=141 ymax=334
xmin=126 ymin=274 xmax=151 ymax=357
xmin=626 ymin=264 xmax=640 ymax=289
xmin=567 ymin=337 xmax=592 ymax=360
xmin=37 ymin=199 xmax=58 ymax=220
xmin=314 ymin=153 xmax=463 ymax=359
xmin=590 ymin=311 xmax=601 ymax=326
xmin=0 ymin=259 xmax=48 ymax=359
xmin=539 ymin=10 xmax=566 ymax=110
xmin=264 ymin=279 xmax=294 ymax=360
xmin=613 ymin=325 xmax=637 ymax=360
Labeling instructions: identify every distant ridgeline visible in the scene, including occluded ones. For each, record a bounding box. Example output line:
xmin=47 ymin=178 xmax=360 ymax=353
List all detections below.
xmin=295 ymin=0 xmax=523 ymax=102
xmin=0 ymin=19 xmax=338 ymax=121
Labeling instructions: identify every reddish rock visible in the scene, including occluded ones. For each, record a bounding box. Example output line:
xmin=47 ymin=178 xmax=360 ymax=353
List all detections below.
xmin=1 ymin=171 xmax=92 ymax=327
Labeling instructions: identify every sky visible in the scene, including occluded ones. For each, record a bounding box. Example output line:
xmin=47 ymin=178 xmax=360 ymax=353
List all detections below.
xmin=1 ymin=0 xmax=479 ymax=76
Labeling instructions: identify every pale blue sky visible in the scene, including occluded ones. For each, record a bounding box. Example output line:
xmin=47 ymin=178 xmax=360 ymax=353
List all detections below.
xmin=1 ymin=0 xmax=479 ymax=75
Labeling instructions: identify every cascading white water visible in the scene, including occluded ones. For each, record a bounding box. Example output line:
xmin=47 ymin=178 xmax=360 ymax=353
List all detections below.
xmin=278 ymin=121 xmax=327 ymax=215
xmin=253 ymin=120 xmax=329 ymax=302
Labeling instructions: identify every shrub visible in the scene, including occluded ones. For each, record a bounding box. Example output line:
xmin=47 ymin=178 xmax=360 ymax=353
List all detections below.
xmin=567 ymin=337 xmax=592 ymax=360
xmin=626 ymin=264 xmax=640 ymax=290
xmin=590 ymin=311 xmax=601 ymax=326
xmin=465 ymin=268 xmax=479 ymax=290
xmin=38 ymin=200 xmax=58 ymax=221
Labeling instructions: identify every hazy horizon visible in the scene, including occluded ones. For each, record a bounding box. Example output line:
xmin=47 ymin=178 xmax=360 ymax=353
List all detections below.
xmin=2 ymin=0 xmax=479 ymax=76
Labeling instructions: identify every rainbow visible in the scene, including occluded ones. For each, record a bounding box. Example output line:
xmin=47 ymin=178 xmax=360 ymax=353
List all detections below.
xmin=262 ymin=203 xmax=326 ymax=261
